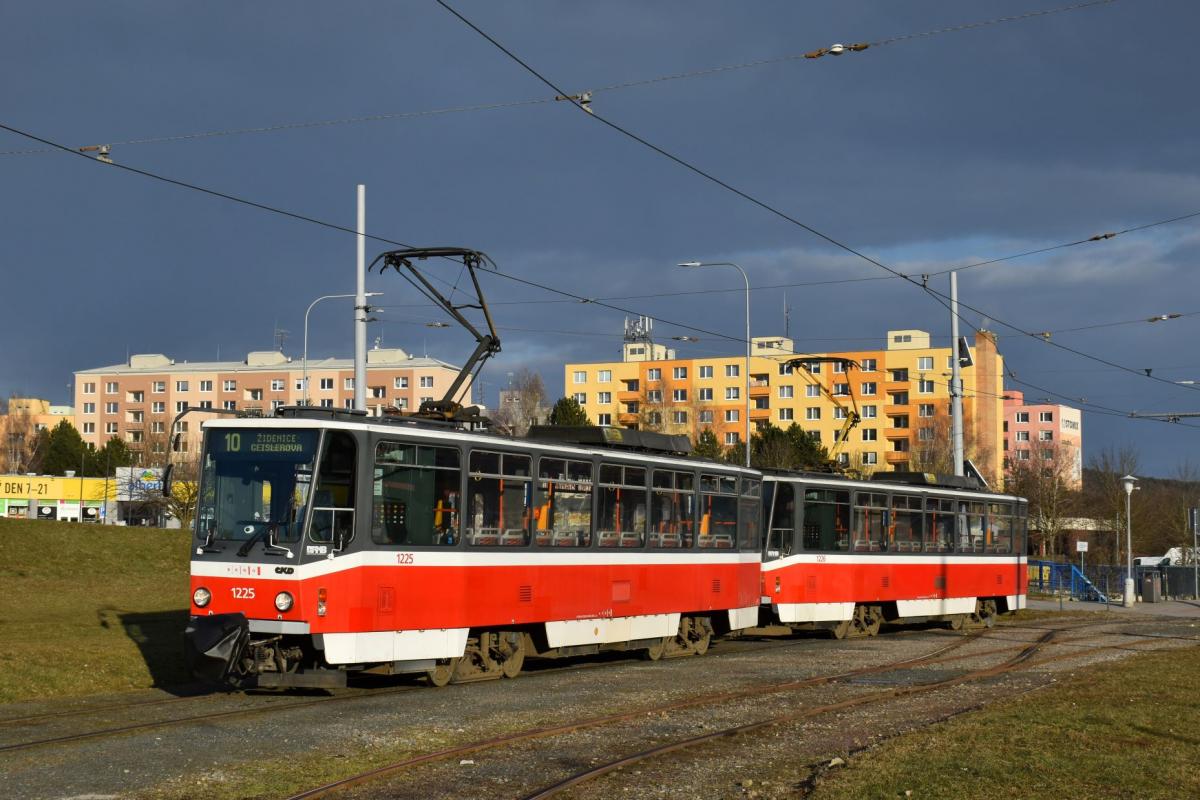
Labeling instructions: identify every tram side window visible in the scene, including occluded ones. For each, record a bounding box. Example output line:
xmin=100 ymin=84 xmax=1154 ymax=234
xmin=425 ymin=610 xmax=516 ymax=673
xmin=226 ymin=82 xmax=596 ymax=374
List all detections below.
xmin=852 ymin=492 xmax=889 ymax=552
xmin=738 ymin=477 xmax=761 ymax=550
xmin=802 ymin=488 xmax=850 ymax=551
xmin=650 ymin=469 xmax=696 ymax=548
xmin=960 ymin=501 xmax=986 ymax=553
xmin=767 ymin=482 xmax=796 ymax=557
xmin=371 ymin=442 xmax=461 ymax=547
xmin=536 ymin=458 xmax=593 ymax=548
xmin=467 ymin=451 xmax=532 ymax=546
xmin=891 ymin=494 xmax=925 ymax=552
xmin=926 ymin=498 xmax=955 ymax=552
xmin=698 ymin=473 xmax=738 ymax=549
xmin=310 ymin=431 xmax=357 ymax=548
xmin=597 ymin=464 xmax=646 ymax=547
xmin=988 ymin=502 xmax=1013 ymax=553
xmin=1017 ymin=504 xmax=1029 ymax=554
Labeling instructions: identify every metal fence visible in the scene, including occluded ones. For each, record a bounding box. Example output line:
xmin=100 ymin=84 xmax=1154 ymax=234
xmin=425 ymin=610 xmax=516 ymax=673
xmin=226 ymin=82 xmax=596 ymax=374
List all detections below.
xmin=1031 ymin=560 xmax=1199 ymax=601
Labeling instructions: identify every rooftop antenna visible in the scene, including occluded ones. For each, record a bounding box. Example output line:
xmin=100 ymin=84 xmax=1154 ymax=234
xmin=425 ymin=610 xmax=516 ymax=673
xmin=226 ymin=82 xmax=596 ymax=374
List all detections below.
xmin=273 ymin=324 xmax=290 ymax=353
xmin=784 ymin=292 xmax=791 ymax=339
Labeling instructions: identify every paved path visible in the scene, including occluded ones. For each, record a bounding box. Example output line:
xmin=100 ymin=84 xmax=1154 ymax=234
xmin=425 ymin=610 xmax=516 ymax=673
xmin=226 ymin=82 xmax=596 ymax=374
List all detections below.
xmin=1028 ymin=596 xmax=1200 ymax=618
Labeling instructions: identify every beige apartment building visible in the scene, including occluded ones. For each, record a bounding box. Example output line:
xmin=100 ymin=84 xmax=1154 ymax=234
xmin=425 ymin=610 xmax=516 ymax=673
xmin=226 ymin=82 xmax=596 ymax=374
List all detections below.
xmin=73 ymin=348 xmax=470 ymax=464
xmin=564 ymin=328 xmax=1005 ymax=482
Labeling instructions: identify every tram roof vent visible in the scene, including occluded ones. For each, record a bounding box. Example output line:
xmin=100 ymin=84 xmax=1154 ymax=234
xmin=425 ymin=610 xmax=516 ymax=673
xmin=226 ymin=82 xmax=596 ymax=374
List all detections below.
xmin=871 ymin=471 xmax=983 ymax=491
xmin=525 ymin=425 xmax=692 ymax=456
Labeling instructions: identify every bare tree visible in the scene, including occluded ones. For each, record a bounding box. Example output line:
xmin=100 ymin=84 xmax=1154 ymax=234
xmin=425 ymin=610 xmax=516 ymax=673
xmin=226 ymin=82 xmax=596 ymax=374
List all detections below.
xmin=493 ymin=369 xmax=546 ymax=436
xmin=1084 ymin=444 xmax=1141 ymax=566
xmin=1006 ymin=441 xmax=1080 ymax=557
xmin=909 ymin=407 xmax=997 ymax=485
xmin=1 ymin=395 xmax=37 ymax=474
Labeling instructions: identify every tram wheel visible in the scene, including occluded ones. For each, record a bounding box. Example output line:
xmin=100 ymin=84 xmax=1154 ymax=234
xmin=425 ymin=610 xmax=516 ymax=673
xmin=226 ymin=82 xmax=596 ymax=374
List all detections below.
xmin=498 ymin=633 xmax=526 ymax=679
xmin=947 ymin=614 xmax=966 ymax=632
xmin=426 ymin=658 xmax=458 ymax=688
xmin=645 ymin=637 xmax=669 ymax=661
xmin=829 ymin=618 xmax=852 ymax=640
xmin=689 ymin=617 xmax=713 ymax=656
xmin=863 ymin=605 xmax=882 ymax=637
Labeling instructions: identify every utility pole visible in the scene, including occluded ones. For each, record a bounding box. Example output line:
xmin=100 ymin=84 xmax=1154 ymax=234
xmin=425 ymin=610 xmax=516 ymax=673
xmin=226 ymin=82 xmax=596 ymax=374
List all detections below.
xmin=354 ymin=184 xmax=367 ymax=411
xmin=950 ymin=272 xmax=965 ymax=477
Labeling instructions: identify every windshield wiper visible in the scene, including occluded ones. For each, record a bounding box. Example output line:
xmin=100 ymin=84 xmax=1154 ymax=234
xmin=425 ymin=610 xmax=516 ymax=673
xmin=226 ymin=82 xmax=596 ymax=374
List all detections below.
xmin=237 ymin=523 xmax=274 ymax=558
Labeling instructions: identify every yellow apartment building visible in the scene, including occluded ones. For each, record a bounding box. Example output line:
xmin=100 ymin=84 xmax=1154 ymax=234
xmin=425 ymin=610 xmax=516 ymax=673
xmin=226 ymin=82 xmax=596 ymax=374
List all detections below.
xmin=563 ymin=328 xmax=1004 ymax=482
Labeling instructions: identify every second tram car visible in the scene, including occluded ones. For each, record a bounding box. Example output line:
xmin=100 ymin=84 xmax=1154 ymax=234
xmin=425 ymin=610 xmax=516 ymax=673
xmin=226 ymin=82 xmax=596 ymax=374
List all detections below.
xmin=759 ymin=472 xmax=1028 ymax=637
xmin=185 ymin=410 xmax=763 ymax=687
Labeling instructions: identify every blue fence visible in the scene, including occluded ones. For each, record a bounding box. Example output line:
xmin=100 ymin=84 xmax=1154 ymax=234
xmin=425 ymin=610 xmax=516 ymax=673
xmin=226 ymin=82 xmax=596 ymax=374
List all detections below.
xmin=1029 ymin=561 xmax=1198 ymax=602
xmin=1027 ymin=560 xmax=1108 ymax=603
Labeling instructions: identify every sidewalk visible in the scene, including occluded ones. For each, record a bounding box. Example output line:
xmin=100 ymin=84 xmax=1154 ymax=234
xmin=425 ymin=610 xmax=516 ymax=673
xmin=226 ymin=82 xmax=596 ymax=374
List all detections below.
xmin=1028 ymin=596 xmax=1200 ymax=618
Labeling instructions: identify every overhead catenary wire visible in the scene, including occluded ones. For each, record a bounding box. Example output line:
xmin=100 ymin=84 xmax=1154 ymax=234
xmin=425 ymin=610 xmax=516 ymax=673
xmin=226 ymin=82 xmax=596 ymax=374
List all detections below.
xmin=433 ymin=0 xmax=1200 ymax=404
xmin=0 ymin=0 xmax=1120 ymax=158
xmin=3 ymin=117 xmax=1191 ymax=429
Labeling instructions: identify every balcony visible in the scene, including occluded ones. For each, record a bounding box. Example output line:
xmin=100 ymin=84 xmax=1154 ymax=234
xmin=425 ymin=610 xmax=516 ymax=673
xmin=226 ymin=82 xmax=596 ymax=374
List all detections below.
xmin=617 ymin=390 xmax=641 ymax=403
xmin=884 ymin=451 xmax=910 ymax=465
xmin=748 ymin=380 xmax=771 ymax=397
xmin=617 ymin=411 xmax=640 ymax=426
xmin=750 ymin=406 xmax=771 ymax=420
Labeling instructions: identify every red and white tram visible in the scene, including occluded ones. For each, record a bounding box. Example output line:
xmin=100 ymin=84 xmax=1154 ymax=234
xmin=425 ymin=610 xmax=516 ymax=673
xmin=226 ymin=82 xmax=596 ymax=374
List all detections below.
xmin=758 ymin=472 xmax=1028 ymax=637
xmin=184 ymin=411 xmax=762 ymax=687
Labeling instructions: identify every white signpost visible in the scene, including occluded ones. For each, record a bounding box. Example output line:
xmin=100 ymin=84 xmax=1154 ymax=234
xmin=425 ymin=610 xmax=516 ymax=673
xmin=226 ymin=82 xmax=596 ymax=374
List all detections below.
xmin=1076 ymin=539 xmax=1088 ymax=573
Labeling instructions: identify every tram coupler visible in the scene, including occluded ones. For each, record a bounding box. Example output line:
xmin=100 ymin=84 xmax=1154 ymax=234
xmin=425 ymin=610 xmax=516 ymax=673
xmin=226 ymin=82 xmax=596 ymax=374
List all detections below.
xmin=185 ymin=613 xmax=249 ymax=683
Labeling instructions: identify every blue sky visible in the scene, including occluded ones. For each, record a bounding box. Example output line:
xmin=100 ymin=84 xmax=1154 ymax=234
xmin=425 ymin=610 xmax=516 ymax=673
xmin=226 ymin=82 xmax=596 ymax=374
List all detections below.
xmin=4 ymin=1 xmax=1200 ymax=475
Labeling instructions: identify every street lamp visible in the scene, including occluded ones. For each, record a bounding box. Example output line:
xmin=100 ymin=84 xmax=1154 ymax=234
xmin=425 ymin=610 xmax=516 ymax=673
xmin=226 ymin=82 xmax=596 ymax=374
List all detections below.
xmin=671 ymin=336 xmax=699 ymax=342
xmin=678 ymin=261 xmax=751 ymax=468
xmin=1121 ymin=474 xmax=1138 ymax=608
xmin=303 ymin=292 xmax=382 ymax=405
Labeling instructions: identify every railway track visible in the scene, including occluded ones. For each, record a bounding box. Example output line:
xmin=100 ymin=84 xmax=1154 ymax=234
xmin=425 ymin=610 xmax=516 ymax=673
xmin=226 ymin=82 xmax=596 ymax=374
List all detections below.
xmin=280 ymin=618 xmax=1169 ymax=800
xmin=0 ymin=628 xmax=845 ymax=754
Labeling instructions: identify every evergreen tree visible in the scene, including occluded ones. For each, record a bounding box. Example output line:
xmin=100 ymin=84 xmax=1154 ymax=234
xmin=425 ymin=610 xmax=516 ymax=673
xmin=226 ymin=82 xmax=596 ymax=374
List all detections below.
xmin=692 ymin=428 xmax=723 ymax=460
xmin=96 ymin=437 xmax=135 ymax=476
xmin=548 ymin=397 xmax=592 ymax=426
xmin=785 ymin=423 xmax=831 ymax=470
xmin=41 ymin=420 xmax=86 ymax=476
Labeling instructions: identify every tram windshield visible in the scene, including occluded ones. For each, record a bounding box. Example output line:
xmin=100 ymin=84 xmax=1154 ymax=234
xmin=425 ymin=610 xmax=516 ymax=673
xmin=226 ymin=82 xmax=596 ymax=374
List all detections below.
xmin=196 ymin=428 xmax=319 ymax=544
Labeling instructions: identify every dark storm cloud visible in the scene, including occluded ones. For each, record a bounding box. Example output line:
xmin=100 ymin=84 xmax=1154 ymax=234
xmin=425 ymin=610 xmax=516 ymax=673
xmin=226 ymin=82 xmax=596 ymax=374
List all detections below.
xmin=2 ymin=1 xmax=1199 ymax=472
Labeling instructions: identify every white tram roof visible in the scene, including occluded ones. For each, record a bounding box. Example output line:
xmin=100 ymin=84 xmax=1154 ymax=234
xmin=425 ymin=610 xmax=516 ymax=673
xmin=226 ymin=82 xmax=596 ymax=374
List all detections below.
xmin=200 ymin=415 xmax=758 ymax=476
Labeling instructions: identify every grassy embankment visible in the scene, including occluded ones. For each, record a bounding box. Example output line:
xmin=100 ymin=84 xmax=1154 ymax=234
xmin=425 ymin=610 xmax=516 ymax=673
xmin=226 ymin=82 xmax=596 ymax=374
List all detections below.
xmin=811 ymin=643 xmax=1200 ymax=800
xmin=0 ymin=518 xmax=191 ymax=703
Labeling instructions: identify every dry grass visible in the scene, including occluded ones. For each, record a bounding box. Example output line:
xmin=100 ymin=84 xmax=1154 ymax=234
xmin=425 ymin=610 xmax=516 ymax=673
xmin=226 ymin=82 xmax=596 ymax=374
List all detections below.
xmin=0 ymin=517 xmax=191 ymax=703
xmin=811 ymin=643 xmax=1200 ymax=800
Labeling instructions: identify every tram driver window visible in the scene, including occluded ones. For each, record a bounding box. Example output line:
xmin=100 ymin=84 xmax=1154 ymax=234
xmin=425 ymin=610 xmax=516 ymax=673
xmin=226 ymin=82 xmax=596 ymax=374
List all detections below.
xmin=767 ymin=482 xmax=795 ymax=557
xmin=802 ymin=488 xmax=850 ymax=551
xmin=310 ymin=432 xmax=357 ymax=548
xmin=371 ymin=442 xmax=461 ymax=546
xmin=467 ymin=451 xmax=532 ymax=546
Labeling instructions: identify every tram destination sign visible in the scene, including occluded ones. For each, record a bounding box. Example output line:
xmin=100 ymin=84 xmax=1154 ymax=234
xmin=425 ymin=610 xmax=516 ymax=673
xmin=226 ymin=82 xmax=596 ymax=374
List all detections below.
xmin=211 ymin=429 xmax=318 ymax=460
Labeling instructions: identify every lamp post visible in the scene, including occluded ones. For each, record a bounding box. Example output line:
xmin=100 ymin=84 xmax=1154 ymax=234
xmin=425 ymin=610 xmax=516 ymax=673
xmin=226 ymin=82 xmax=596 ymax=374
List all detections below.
xmin=678 ymin=261 xmax=751 ymax=468
xmin=1121 ymin=474 xmax=1138 ymax=607
xmin=303 ymin=292 xmax=381 ymax=406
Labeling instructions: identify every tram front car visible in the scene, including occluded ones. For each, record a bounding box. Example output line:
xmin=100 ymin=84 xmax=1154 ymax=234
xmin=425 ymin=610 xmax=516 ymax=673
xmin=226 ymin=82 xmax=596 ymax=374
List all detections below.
xmin=185 ymin=417 xmax=352 ymax=688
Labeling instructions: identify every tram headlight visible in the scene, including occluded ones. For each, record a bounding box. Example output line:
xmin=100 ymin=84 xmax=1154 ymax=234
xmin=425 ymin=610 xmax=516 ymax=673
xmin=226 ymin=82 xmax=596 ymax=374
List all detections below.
xmin=192 ymin=587 xmax=211 ymax=608
xmin=274 ymin=591 xmax=294 ymax=612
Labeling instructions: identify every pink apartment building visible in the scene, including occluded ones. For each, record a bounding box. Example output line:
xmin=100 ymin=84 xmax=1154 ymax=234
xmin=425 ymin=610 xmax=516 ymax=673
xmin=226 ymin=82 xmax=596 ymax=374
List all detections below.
xmin=73 ymin=348 xmax=470 ymax=464
xmin=1003 ymin=390 xmax=1082 ymax=488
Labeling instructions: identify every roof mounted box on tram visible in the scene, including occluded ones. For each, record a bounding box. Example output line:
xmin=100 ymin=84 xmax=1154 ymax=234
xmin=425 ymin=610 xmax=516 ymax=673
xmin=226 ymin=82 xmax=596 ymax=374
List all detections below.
xmin=524 ymin=425 xmax=693 ymax=457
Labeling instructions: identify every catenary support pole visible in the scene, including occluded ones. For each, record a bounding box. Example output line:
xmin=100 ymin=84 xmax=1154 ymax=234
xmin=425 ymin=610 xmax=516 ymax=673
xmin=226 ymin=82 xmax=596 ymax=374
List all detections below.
xmin=354 ymin=184 xmax=367 ymax=412
xmin=950 ymin=272 xmax=964 ymax=477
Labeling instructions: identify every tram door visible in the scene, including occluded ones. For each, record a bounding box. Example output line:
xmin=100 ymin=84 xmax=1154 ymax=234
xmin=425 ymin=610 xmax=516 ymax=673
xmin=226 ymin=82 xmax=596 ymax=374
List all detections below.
xmin=764 ymin=482 xmax=796 ymax=561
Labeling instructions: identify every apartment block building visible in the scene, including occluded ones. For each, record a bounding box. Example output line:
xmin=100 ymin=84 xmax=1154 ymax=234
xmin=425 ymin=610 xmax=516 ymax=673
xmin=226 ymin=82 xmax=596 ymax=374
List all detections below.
xmin=1003 ymin=390 xmax=1083 ymax=487
xmin=564 ymin=328 xmax=1005 ymax=481
xmin=73 ymin=348 xmax=470 ymax=463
